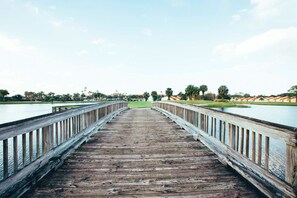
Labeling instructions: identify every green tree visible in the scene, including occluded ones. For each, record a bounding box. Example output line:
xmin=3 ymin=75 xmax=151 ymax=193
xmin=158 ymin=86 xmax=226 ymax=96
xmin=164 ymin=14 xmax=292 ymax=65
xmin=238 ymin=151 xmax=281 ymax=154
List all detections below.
xmin=11 ymin=94 xmax=23 ymax=101
xmin=151 ymin=91 xmax=158 ymax=101
xmin=36 ymin=91 xmax=45 ymax=101
xmin=185 ymin=85 xmax=195 ymax=100
xmin=165 ymin=88 xmax=173 ymax=100
xmin=193 ymin=86 xmax=200 ymax=99
xmin=0 ymin=89 xmax=9 ymax=101
xmin=288 ymin=85 xmax=297 ymax=102
xmin=24 ymin=91 xmax=35 ymax=101
xmin=200 ymin=85 xmax=208 ymax=96
xmin=218 ymin=85 xmax=229 ymax=99
xmin=143 ymin=92 xmax=150 ymax=101
xmin=73 ymin=93 xmax=81 ymax=101
xmin=177 ymin=92 xmax=187 ymax=100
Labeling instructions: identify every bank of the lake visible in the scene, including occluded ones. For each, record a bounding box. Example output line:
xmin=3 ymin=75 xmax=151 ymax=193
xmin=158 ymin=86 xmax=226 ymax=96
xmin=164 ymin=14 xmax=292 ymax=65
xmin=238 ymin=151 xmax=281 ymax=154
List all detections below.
xmin=174 ymin=100 xmax=248 ymax=108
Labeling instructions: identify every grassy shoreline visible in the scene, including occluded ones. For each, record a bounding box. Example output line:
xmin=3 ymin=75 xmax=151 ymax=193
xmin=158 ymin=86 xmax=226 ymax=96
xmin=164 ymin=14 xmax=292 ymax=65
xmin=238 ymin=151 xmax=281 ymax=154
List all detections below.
xmin=173 ymin=100 xmax=248 ymax=108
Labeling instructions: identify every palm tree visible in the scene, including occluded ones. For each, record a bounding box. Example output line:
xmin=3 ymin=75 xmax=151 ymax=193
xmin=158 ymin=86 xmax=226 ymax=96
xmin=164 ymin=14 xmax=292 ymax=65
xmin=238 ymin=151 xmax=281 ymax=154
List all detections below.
xmin=288 ymin=85 xmax=297 ymax=102
xmin=0 ymin=89 xmax=9 ymax=101
xmin=151 ymin=91 xmax=158 ymax=101
xmin=165 ymin=88 xmax=173 ymax=100
xmin=200 ymin=85 xmax=208 ymax=96
xmin=185 ymin=85 xmax=195 ymax=100
xmin=143 ymin=92 xmax=150 ymax=101
xmin=218 ymin=85 xmax=229 ymax=99
xmin=193 ymin=86 xmax=200 ymax=100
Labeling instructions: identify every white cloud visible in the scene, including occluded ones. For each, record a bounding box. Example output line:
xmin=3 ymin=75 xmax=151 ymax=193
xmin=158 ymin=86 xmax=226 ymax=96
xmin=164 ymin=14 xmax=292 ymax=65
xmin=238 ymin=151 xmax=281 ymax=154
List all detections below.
xmin=49 ymin=6 xmax=56 ymax=10
xmin=249 ymin=0 xmax=297 ymax=21
xmin=76 ymin=49 xmax=88 ymax=55
xmin=167 ymin=0 xmax=186 ymax=7
xmin=49 ymin=20 xmax=63 ymax=27
xmin=141 ymin=28 xmax=153 ymax=37
xmin=25 ymin=2 xmax=39 ymax=16
xmin=107 ymin=51 xmax=117 ymax=56
xmin=0 ymin=34 xmax=36 ymax=53
xmin=92 ymin=38 xmax=105 ymax=45
xmin=230 ymin=14 xmax=241 ymax=25
xmin=214 ymin=27 xmax=297 ymax=60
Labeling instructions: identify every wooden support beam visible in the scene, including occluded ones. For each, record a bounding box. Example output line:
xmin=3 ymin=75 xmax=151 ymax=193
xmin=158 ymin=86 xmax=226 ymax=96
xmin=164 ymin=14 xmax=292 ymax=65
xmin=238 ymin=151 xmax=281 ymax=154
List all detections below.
xmin=286 ymin=144 xmax=297 ymax=187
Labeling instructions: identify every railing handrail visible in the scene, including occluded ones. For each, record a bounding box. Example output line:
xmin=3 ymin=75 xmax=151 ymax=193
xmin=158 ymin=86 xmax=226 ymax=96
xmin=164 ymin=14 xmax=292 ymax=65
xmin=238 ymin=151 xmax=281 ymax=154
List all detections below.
xmin=157 ymin=101 xmax=297 ymax=145
xmin=0 ymin=101 xmax=128 ymax=197
xmin=152 ymin=101 xmax=297 ymax=198
xmin=0 ymin=102 xmax=120 ymax=140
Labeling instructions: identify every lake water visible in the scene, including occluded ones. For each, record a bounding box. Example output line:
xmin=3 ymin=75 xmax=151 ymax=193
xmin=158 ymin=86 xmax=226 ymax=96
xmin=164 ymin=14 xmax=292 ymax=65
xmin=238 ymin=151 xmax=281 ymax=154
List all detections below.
xmin=214 ymin=104 xmax=297 ymax=180
xmin=215 ymin=105 xmax=297 ymax=128
xmin=0 ymin=103 xmax=95 ymax=125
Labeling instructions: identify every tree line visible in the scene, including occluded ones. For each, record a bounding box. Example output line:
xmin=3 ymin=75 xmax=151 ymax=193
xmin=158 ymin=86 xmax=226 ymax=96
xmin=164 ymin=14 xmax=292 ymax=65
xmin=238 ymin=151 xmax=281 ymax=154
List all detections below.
xmin=142 ymin=85 xmax=297 ymax=102
xmin=143 ymin=84 xmax=229 ymax=101
xmin=1 ymin=85 xmax=296 ymax=102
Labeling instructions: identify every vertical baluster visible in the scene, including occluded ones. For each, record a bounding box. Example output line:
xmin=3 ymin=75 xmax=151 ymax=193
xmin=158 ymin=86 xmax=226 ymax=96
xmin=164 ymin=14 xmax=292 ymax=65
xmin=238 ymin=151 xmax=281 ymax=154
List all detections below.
xmin=228 ymin=123 xmax=233 ymax=148
xmin=245 ymin=129 xmax=250 ymax=158
xmin=222 ymin=121 xmax=226 ymax=143
xmin=240 ymin=128 xmax=244 ymax=154
xmin=13 ymin=136 xmax=18 ymax=173
xmin=211 ymin=117 xmax=213 ymax=136
xmin=204 ymin=115 xmax=207 ymax=132
xmin=219 ymin=120 xmax=222 ymax=141
xmin=285 ymin=144 xmax=297 ymax=187
xmin=264 ymin=136 xmax=269 ymax=169
xmin=257 ymin=134 xmax=262 ymax=165
xmin=68 ymin=118 xmax=72 ymax=138
xmin=29 ymin=131 xmax=33 ymax=162
xmin=60 ymin=121 xmax=63 ymax=143
xmin=235 ymin=126 xmax=239 ymax=151
xmin=63 ymin=120 xmax=67 ymax=140
xmin=252 ymin=131 xmax=256 ymax=162
xmin=42 ymin=126 xmax=49 ymax=154
xmin=214 ymin=118 xmax=216 ymax=138
xmin=72 ymin=117 xmax=76 ymax=135
xmin=66 ymin=119 xmax=69 ymax=139
xmin=22 ymin=133 xmax=26 ymax=167
xmin=36 ymin=129 xmax=40 ymax=158
xmin=3 ymin=139 xmax=9 ymax=178
xmin=55 ymin=122 xmax=59 ymax=146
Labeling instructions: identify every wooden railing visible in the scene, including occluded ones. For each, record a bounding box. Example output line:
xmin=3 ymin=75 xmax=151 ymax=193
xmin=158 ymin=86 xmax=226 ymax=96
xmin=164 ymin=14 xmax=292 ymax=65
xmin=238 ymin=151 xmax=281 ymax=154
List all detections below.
xmin=51 ymin=104 xmax=93 ymax=112
xmin=152 ymin=101 xmax=297 ymax=198
xmin=0 ymin=101 xmax=128 ymax=197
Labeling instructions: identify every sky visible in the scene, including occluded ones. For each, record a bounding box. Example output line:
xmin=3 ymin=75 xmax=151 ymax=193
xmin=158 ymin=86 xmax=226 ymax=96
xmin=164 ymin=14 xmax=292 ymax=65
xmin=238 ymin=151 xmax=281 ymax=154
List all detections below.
xmin=0 ymin=0 xmax=296 ymax=96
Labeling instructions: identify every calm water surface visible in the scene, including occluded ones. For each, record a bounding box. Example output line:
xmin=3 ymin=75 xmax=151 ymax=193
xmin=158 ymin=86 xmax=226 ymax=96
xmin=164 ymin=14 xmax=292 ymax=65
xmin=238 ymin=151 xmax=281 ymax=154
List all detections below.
xmin=215 ymin=105 xmax=297 ymax=128
xmin=0 ymin=103 xmax=95 ymax=124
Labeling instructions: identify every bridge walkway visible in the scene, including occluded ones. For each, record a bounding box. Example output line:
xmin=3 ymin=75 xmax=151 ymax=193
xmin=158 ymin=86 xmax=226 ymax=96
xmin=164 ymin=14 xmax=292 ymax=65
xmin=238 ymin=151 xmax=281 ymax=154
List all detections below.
xmin=25 ymin=108 xmax=260 ymax=197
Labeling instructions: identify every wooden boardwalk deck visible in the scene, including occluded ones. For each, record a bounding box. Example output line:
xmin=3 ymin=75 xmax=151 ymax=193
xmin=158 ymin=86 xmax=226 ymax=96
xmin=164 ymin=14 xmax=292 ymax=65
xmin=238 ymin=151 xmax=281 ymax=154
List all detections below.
xmin=25 ymin=108 xmax=260 ymax=197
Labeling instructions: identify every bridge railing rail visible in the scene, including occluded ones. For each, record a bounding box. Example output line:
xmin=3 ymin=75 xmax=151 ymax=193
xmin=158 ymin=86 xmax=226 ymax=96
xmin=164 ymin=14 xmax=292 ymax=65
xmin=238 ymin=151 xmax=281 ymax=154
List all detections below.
xmin=152 ymin=101 xmax=297 ymax=197
xmin=0 ymin=101 xmax=128 ymax=196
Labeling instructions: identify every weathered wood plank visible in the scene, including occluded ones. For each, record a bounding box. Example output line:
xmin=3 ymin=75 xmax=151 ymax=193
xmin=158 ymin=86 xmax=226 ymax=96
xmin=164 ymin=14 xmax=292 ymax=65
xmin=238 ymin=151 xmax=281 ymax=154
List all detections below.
xmin=26 ymin=109 xmax=260 ymax=197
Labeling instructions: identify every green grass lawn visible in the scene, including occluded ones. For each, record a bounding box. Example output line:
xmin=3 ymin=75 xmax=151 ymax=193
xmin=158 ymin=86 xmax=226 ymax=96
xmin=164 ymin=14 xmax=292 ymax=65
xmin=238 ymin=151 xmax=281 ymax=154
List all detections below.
xmin=128 ymin=101 xmax=152 ymax=108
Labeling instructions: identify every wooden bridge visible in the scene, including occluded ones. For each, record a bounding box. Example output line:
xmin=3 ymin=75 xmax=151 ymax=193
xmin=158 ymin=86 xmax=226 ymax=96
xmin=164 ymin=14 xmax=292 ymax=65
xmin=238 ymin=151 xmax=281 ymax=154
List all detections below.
xmin=0 ymin=102 xmax=296 ymax=197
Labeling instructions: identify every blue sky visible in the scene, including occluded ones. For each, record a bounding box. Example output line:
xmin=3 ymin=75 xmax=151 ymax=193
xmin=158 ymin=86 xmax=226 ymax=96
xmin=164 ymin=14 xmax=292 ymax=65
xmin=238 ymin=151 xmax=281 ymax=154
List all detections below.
xmin=0 ymin=0 xmax=296 ymax=96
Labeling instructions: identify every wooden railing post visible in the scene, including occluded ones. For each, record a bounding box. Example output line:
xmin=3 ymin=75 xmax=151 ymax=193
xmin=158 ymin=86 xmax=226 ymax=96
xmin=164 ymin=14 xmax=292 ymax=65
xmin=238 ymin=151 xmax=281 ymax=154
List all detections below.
xmin=3 ymin=139 xmax=8 ymax=178
xmin=286 ymin=144 xmax=297 ymax=187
